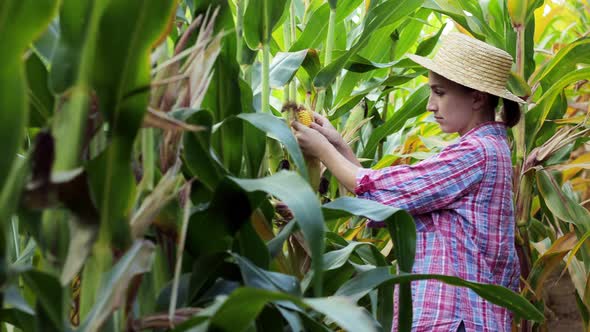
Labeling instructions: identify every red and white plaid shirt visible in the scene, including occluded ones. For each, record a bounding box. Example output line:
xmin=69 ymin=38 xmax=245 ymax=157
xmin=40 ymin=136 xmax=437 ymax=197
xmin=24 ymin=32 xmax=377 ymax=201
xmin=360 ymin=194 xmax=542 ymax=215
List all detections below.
xmin=355 ymin=122 xmax=520 ymax=332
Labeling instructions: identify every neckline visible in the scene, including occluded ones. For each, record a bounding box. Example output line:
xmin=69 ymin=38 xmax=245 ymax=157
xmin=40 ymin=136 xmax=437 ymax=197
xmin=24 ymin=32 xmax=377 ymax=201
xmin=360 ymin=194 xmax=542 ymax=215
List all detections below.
xmin=461 ymin=121 xmax=505 ymax=138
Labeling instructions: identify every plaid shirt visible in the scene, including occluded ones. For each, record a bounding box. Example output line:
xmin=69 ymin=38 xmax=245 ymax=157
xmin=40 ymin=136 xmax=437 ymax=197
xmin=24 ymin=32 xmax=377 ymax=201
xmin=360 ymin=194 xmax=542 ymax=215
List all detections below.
xmin=355 ymin=122 xmax=520 ymax=332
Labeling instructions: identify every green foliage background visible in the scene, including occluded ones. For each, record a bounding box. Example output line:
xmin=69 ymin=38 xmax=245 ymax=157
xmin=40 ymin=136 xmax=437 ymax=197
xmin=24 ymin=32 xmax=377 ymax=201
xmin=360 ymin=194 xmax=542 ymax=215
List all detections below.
xmin=0 ymin=0 xmax=588 ymax=331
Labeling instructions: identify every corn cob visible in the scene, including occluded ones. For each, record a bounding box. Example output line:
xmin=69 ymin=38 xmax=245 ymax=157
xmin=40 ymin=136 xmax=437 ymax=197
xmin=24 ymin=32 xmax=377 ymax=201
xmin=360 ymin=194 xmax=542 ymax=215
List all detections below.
xmin=282 ymin=102 xmax=321 ymax=191
xmin=296 ymin=106 xmax=313 ymax=127
xmin=282 ymin=102 xmax=313 ymax=127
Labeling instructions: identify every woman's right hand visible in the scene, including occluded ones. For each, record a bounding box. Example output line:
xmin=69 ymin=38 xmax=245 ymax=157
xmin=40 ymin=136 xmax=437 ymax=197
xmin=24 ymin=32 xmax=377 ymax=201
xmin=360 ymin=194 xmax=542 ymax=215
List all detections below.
xmin=311 ymin=112 xmax=361 ymax=167
xmin=310 ymin=112 xmax=344 ymax=148
xmin=292 ymin=120 xmax=331 ymax=159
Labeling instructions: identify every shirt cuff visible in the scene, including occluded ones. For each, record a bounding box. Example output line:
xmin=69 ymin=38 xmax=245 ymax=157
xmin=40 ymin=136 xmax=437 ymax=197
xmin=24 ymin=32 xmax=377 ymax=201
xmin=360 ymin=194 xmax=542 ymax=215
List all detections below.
xmin=356 ymin=169 xmax=386 ymax=228
xmin=355 ymin=168 xmax=376 ymax=195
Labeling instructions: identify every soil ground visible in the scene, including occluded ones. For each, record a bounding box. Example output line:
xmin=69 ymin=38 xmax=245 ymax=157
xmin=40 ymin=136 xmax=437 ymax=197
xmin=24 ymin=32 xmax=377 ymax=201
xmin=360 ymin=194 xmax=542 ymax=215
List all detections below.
xmin=543 ymin=269 xmax=584 ymax=331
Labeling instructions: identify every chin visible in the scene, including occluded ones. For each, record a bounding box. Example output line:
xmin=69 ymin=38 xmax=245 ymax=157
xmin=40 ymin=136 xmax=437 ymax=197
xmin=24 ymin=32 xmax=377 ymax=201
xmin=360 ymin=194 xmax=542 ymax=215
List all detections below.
xmin=439 ymin=125 xmax=454 ymax=134
xmin=438 ymin=123 xmax=461 ymax=134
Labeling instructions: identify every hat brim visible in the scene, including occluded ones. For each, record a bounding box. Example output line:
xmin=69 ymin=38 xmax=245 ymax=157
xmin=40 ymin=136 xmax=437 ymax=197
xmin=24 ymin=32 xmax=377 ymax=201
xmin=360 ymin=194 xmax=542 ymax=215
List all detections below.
xmin=407 ymin=54 xmax=526 ymax=104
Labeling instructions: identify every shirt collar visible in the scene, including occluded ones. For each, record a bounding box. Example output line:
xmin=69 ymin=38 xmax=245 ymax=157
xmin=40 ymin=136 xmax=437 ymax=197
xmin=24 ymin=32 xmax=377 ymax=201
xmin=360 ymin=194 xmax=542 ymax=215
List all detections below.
xmin=461 ymin=121 xmax=507 ymax=140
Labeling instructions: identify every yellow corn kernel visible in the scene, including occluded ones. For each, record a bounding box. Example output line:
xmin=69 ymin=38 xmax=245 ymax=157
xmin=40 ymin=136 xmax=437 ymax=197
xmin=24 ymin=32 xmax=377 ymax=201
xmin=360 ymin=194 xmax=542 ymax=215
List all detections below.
xmin=296 ymin=108 xmax=313 ymax=127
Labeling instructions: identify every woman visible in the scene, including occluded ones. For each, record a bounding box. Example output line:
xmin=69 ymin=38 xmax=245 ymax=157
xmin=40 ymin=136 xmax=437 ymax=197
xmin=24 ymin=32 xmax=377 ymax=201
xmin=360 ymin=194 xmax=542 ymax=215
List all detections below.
xmin=293 ymin=33 xmax=525 ymax=332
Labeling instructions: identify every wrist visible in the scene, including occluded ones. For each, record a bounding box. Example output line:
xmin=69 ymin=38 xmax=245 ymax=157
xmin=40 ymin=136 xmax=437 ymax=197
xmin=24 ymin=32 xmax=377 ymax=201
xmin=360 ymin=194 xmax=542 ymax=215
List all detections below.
xmin=320 ymin=138 xmax=336 ymax=154
xmin=317 ymin=139 xmax=337 ymax=160
xmin=332 ymin=137 xmax=346 ymax=150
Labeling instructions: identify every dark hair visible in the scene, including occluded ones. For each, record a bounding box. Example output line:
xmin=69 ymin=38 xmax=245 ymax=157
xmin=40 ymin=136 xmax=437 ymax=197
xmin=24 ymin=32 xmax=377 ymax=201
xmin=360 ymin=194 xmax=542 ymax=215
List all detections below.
xmin=501 ymin=99 xmax=521 ymax=128
xmin=463 ymin=86 xmax=521 ymax=128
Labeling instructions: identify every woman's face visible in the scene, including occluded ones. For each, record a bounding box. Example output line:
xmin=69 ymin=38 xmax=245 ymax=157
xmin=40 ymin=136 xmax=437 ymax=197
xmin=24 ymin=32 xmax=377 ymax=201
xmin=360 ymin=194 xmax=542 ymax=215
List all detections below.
xmin=427 ymin=71 xmax=481 ymax=136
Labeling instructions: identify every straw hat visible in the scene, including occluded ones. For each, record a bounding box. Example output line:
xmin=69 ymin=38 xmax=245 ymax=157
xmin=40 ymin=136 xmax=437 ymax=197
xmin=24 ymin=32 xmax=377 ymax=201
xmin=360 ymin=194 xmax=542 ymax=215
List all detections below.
xmin=407 ymin=32 xmax=526 ymax=104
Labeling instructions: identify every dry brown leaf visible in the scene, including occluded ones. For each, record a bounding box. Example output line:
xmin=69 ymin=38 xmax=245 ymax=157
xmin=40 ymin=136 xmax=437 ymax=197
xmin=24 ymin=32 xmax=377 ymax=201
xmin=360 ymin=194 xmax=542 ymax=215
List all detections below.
xmin=143 ymin=108 xmax=205 ymax=132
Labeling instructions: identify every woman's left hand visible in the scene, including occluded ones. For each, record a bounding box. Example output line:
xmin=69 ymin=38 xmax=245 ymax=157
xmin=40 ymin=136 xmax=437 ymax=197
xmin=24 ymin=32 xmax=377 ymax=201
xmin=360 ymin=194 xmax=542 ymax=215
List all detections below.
xmin=292 ymin=121 xmax=331 ymax=159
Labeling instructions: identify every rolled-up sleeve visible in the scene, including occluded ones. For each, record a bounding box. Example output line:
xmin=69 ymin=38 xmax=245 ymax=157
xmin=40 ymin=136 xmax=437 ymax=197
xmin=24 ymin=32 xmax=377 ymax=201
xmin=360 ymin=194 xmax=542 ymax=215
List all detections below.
xmin=355 ymin=138 xmax=486 ymax=215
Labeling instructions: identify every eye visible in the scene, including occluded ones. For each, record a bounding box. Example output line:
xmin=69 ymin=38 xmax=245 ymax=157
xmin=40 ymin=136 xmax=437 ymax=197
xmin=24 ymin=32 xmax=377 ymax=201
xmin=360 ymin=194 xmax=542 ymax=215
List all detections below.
xmin=429 ymin=86 xmax=445 ymax=96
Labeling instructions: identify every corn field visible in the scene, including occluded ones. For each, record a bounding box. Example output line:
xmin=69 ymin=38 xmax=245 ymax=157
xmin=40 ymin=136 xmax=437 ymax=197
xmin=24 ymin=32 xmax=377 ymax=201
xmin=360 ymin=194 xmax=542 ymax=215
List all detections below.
xmin=0 ymin=0 xmax=589 ymax=331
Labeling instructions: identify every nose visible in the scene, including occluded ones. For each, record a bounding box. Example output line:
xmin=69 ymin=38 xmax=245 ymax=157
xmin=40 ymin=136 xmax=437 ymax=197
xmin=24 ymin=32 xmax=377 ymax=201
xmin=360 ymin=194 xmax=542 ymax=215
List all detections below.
xmin=427 ymin=94 xmax=437 ymax=113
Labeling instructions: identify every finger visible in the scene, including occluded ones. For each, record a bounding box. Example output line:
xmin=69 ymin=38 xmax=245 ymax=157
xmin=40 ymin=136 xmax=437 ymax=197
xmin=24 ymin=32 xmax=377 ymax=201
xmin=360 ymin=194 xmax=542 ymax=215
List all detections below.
xmin=310 ymin=122 xmax=325 ymax=132
xmin=294 ymin=132 xmax=305 ymax=143
xmin=295 ymin=122 xmax=313 ymax=133
xmin=291 ymin=121 xmax=302 ymax=131
xmin=313 ymin=112 xmax=326 ymax=124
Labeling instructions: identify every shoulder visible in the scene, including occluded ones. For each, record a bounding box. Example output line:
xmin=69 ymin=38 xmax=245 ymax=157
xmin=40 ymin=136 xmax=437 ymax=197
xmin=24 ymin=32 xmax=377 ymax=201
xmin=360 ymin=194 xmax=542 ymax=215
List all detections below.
xmin=421 ymin=137 xmax=487 ymax=175
xmin=469 ymin=122 xmax=510 ymax=153
xmin=471 ymin=131 xmax=510 ymax=160
xmin=465 ymin=132 xmax=512 ymax=176
xmin=440 ymin=136 xmax=486 ymax=161
xmin=454 ymin=130 xmax=509 ymax=157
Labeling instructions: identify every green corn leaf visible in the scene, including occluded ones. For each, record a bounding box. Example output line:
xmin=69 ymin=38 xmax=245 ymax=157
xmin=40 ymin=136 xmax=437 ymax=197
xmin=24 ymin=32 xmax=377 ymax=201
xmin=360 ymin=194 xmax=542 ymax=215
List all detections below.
xmin=532 ymin=36 xmax=590 ymax=89
xmin=252 ymin=50 xmax=309 ymax=94
xmin=233 ymin=254 xmax=301 ymax=296
xmin=239 ymin=80 xmax=267 ymax=178
xmin=49 ymin=0 xmax=107 ymax=172
xmin=183 ymin=110 xmax=227 ymax=191
xmin=48 ymin=0 xmax=96 ymax=94
xmin=304 ymin=296 xmax=379 ymax=332
xmin=87 ymin=0 xmax=177 ymax=248
xmin=528 ymin=68 xmax=590 ymax=146
xmin=22 ymin=270 xmax=68 ymax=331
xmin=313 ymin=0 xmax=423 ymax=89
xmin=183 ymin=287 xmax=379 ymax=332
xmin=536 ymin=169 xmax=590 ymax=231
xmin=231 ymin=171 xmax=324 ymax=296
xmin=323 ymin=241 xmax=374 ymax=271
xmin=191 ymin=2 xmax=245 ymax=175
xmin=415 ymin=23 xmax=446 ymax=56
xmin=362 ymin=84 xmax=429 ymax=159
xmin=25 ymin=53 xmax=54 ymax=127
xmin=422 ymin=1 xmax=486 ymax=41
xmin=78 ymin=241 xmax=155 ymax=332
xmin=243 ymin=0 xmax=289 ymax=49
xmin=323 ymin=197 xmax=415 ymax=331
xmin=290 ymin=0 xmax=363 ymax=52
xmin=0 ymin=308 xmax=34 ymax=332
xmin=391 ymin=9 xmax=431 ymax=60
xmin=0 ymin=155 xmax=30 ymax=231
xmin=205 ymin=52 xmax=245 ymax=174
xmin=0 ymin=0 xmax=58 ymax=191
xmin=336 ymin=267 xmax=545 ymax=322
xmin=238 ymin=113 xmax=309 ymax=181
xmin=185 ymin=178 xmax=265 ymax=258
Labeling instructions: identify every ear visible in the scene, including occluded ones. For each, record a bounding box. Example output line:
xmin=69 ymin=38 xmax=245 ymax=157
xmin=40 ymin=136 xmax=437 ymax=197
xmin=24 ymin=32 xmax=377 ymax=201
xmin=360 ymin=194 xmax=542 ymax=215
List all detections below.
xmin=471 ymin=91 xmax=488 ymax=111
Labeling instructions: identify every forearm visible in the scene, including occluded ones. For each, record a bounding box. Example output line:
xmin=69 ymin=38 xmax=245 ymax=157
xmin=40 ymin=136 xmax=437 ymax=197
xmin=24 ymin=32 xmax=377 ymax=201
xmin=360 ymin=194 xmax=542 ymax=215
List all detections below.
xmin=318 ymin=144 xmax=360 ymax=192
xmin=334 ymin=140 xmax=362 ymax=167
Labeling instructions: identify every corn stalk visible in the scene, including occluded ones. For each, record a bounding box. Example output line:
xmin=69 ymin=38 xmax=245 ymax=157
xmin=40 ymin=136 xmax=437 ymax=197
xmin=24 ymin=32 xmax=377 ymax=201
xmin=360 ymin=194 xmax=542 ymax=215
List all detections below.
xmin=261 ymin=1 xmax=271 ymax=113
xmin=508 ymin=0 xmax=534 ymax=291
xmin=282 ymin=3 xmax=293 ymax=102
xmin=315 ymin=2 xmax=337 ymax=114
xmin=236 ymin=0 xmax=245 ymax=69
xmin=289 ymin=0 xmax=298 ymax=101
xmin=4 ymin=1 xmax=578 ymax=331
